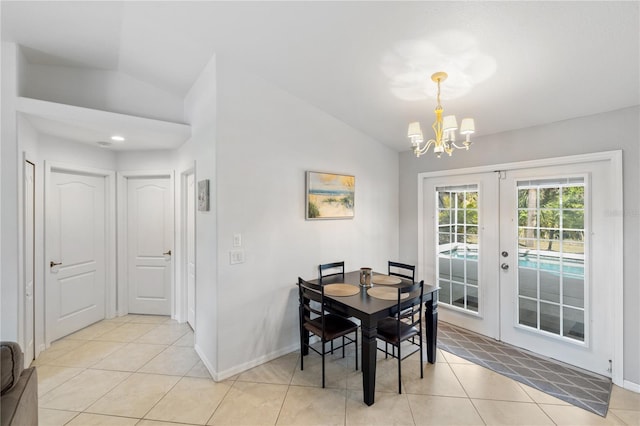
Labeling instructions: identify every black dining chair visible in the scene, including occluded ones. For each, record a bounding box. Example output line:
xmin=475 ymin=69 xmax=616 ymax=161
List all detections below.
xmin=318 ymin=261 xmax=345 ymax=283
xmin=375 ymin=280 xmax=424 ymax=394
xmin=298 ymin=277 xmax=358 ymax=388
xmin=388 ymin=261 xmax=415 ymax=282
xmin=319 ymin=261 xmax=358 ymax=354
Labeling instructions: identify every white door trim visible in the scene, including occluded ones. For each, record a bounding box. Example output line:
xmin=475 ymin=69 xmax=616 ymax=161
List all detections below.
xmin=44 ymin=161 xmax=116 ymax=345
xmin=19 ymin=154 xmax=36 ymax=367
xmin=417 ymin=150 xmax=623 ymax=386
xmin=117 ymin=170 xmax=175 ymax=317
xmin=179 ymin=165 xmax=196 ymax=326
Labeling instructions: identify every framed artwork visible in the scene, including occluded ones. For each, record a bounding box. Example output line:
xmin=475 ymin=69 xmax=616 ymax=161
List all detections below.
xmin=306 ymin=171 xmax=355 ymax=220
xmin=198 ymin=179 xmax=210 ymax=211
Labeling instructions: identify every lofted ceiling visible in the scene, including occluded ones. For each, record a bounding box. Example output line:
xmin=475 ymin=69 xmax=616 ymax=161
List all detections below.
xmin=2 ymin=1 xmax=638 ymax=152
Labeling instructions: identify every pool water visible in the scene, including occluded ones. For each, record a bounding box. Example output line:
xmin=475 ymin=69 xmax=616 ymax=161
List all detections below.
xmin=443 ymin=250 xmax=584 ymax=276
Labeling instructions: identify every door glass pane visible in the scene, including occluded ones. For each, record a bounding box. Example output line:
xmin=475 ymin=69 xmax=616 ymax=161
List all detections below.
xmin=540 ymin=272 xmax=560 ymax=303
xmin=518 ymin=269 xmax=537 ymax=298
xmin=436 ymin=184 xmax=479 ymax=313
xmin=540 ymin=302 xmax=561 ymax=334
xmin=516 ymin=178 xmax=586 ymax=342
xmin=451 ymin=283 xmax=465 ymax=308
xmin=519 ymin=298 xmax=537 ymax=328
xmin=467 ymin=285 xmax=479 ymax=312
xmin=563 ymin=307 xmax=585 ymax=341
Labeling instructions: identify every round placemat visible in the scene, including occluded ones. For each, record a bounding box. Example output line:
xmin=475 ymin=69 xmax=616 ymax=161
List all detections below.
xmin=324 ymin=283 xmax=360 ymax=297
xmin=371 ymin=275 xmax=402 ymax=285
xmin=367 ymin=287 xmax=408 ymax=301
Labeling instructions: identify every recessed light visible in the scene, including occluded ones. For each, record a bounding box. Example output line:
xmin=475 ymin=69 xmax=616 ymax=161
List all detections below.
xmin=111 ymin=135 xmax=125 ymax=142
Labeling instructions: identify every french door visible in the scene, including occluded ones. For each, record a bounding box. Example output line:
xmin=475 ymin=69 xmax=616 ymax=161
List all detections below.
xmin=422 ymin=155 xmax=621 ymax=377
xmin=499 ymin=161 xmax=614 ymax=375
xmin=423 ymin=173 xmax=499 ymax=339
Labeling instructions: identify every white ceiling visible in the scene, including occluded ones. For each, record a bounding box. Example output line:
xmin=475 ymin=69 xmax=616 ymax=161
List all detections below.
xmin=2 ymin=1 xmax=638 ymax=152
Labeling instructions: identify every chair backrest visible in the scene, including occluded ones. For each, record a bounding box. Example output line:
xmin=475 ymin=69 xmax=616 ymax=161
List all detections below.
xmin=388 ymin=261 xmax=415 ymax=282
xmin=319 ymin=261 xmax=345 ymax=282
xmin=298 ymin=277 xmax=327 ymax=337
xmin=394 ymin=280 xmax=424 ymax=329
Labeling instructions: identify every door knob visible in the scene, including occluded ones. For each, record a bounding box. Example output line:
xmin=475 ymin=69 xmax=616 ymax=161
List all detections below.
xmin=501 ymin=263 xmax=509 ymax=270
xmin=50 ymin=261 xmax=62 ymax=268
xmin=163 ymin=250 xmax=172 ymax=256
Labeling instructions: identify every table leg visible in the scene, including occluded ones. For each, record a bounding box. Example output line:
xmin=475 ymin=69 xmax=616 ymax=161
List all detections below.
xmin=361 ymin=323 xmax=377 ymax=405
xmin=425 ymin=296 xmax=438 ymax=364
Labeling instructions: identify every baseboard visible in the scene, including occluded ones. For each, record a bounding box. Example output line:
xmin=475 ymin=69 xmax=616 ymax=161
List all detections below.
xmin=213 ymin=344 xmax=300 ymax=382
xmin=623 ymin=380 xmax=640 ymax=393
xmin=193 ymin=343 xmax=217 ymax=379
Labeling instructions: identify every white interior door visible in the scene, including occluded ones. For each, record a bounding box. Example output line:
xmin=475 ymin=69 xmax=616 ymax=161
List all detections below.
xmin=24 ymin=160 xmax=35 ymax=364
xmin=423 ymin=172 xmax=500 ymax=338
xmin=127 ymin=177 xmax=173 ymax=315
xmin=47 ymin=170 xmax=106 ymax=340
xmin=186 ymin=173 xmax=196 ymax=328
xmin=499 ymin=161 xmax=613 ymax=376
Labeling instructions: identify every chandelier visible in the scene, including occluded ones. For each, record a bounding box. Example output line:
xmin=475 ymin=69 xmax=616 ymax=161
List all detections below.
xmin=407 ymin=72 xmax=475 ymax=158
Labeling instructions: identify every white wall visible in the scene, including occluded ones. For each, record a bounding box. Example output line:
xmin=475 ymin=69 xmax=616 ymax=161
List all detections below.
xmin=398 ymin=106 xmax=640 ymax=386
xmin=22 ymin=63 xmax=185 ymax=124
xmin=38 ymin=134 xmax=117 ymax=170
xmin=214 ymin=59 xmax=400 ymax=378
xmin=183 ymin=55 xmax=218 ymax=377
xmin=1 ymin=42 xmax=19 ymax=340
xmin=116 ymin=150 xmax=177 ymax=171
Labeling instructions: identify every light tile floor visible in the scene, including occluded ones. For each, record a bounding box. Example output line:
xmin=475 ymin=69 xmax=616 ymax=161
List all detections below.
xmin=35 ymin=315 xmax=640 ymax=425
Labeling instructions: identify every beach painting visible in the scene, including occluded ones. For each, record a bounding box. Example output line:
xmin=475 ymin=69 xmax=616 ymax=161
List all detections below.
xmin=306 ymin=171 xmax=355 ymax=220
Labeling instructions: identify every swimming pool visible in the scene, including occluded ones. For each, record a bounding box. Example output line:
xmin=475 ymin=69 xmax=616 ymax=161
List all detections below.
xmin=441 ymin=249 xmax=584 ymax=276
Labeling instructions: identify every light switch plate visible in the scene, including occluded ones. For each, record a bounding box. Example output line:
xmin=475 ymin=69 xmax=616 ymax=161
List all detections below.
xmin=229 ymin=250 xmax=245 ymax=265
xmin=233 ymin=233 xmax=242 ymax=247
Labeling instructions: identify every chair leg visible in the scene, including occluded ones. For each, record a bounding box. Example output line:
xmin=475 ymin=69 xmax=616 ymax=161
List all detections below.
xmin=299 ymin=308 xmax=304 ymax=371
xmin=355 ymin=330 xmax=359 ymax=371
xmin=398 ymin=344 xmax=402 ymax=394
xmin=385 ymin=342 xmax=388 ymax=359
xmin=342 ymin=336 xmax=345 ymax=358
xmin=322 ymin=341 xmax=326 ymax=388
xmin=419 ymin=333 xmax=424 ymax=379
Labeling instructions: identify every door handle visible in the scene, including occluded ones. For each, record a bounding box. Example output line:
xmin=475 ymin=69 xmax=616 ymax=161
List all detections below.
xmin=163 ymin=250 xmax=172 ymax=256
xmin=50 ymin=261 xmax=62 ymax=268
xmin=501 ymin=263 xmax=509 ymax=270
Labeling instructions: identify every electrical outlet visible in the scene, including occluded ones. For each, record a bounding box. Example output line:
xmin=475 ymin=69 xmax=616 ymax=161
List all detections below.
xmin=233 ymin=233 xmax=242 ymax=247
xmin=229 ymin=250 xmax=245 ymax=265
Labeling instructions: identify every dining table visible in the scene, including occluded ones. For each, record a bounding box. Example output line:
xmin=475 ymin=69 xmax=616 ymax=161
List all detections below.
xmin=304 ymin=270 xmax=439 ymax=406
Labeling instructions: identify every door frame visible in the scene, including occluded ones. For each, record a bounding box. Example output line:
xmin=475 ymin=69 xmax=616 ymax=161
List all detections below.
xmin=117 ymin=170 xmax=175 ymax=317
xmin=44 ymin=161 xmax=116 ymax=345
xmin=417 ymin=150 xmax=623 ymax=386
xmin=18 ymin=154 xmax=36 ymax=367
xmin=179 ymin=165 xmax=196 ymax=326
